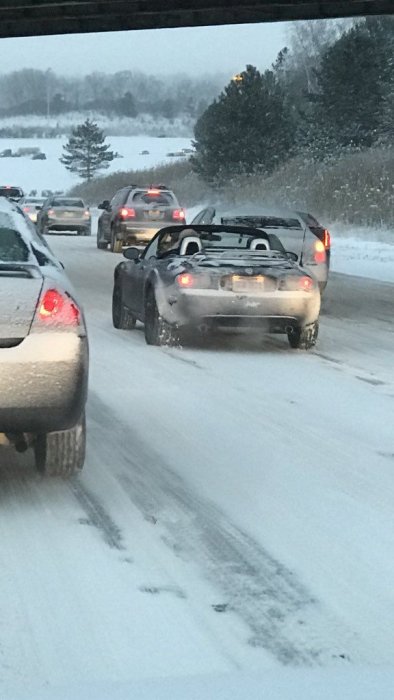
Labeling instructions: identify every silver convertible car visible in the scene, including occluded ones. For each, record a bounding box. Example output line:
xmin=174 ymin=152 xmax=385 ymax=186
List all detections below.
xmin=0 ymin=198 xmax=88 ymax=476
xmin=112 ymin=225 xmax=321 ymax=349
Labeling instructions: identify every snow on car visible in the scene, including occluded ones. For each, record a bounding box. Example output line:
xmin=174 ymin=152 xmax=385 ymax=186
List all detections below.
xmin=0 ymin=197 xmax=88 ymax=475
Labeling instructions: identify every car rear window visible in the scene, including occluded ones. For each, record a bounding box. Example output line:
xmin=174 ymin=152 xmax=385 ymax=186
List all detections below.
xmin=130 ymin=191 xmax=174 ymax=206
xmin=51 ymin=199 xmax=84 ymax=207
xmin=0 ymin=227 xmax=30 ymax=261
xmin=0 ymin=187 xmax=23 ymax=199
xmin=222 ymin=216 xmax=302 ymax=230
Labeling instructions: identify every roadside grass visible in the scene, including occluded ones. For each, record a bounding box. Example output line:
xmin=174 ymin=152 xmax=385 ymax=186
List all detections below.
xmin=70 ymin=147 xmax=394 ymax=228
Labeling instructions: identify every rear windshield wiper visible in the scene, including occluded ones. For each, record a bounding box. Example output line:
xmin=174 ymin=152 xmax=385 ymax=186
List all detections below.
xmin=0 ymin=263 xmax=42 ymax=278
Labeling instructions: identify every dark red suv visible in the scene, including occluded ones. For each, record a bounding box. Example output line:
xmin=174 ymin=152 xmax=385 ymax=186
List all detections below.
xmin=97 ymin=184 xmax=186 ymax=253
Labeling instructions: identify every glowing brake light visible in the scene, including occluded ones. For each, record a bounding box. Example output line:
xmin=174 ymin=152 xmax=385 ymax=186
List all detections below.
xmin=314 ymin=239 xmax=326 ymax=264
xmin=176 ymin=273 xmax=194 ymax=288
xmin=147 ymin=189 xmax=161 ymax=195
xmin=119 ymin=207 xmax=136 ymax=219
xmin=38 ymin=289 xmax=80 ymax=325
xmin=299 ymin=276 xmax=314 ymax=291
xmin=83 ymin=210 xmax=91 ymax=218
xmin=23 ymin=206 xmax=30 ymax=212
xmin=173 ymin=209 xmax=185 ymax=221
xmin=323 ymin=229 xmax=331 ymax=249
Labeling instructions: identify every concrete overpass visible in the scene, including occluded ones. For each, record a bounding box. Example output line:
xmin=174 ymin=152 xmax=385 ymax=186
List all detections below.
xmin=0 ymin=1 xmax=392 ymax=39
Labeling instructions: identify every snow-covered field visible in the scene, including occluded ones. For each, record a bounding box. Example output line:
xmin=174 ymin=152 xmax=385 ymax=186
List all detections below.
xmin=0 ymin=135 xmax=193 ymax=193
xmin=0 ymin=229 xmax=393 ymax=698
xmin=329 ymin=225 xmax=394 ymax=284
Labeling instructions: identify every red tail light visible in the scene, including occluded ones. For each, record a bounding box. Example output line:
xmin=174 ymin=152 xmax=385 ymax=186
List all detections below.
xmin=48 ymin=208 xmax=55 ymax=216
xmin=173 ymin=209 xmax=185 ymax=221
xmin=323 ymin=229 xmax=331 ymax=249
xmin=147 ymin=189 xmax=161 ymax=195
xmin=119 ymin=207 xmax=136 ymax=219
xmin=176 ymin=273 xmax=194 ymax=288
xmin=23 ymin=206 xmax=30 ymax=212
xmin=314 ymin=240 xmax=326 ymax=264
xmin=37 ymin=289 xmax=80 ymax=326
xmin=299 ymin=276 xmax=314 ymax=291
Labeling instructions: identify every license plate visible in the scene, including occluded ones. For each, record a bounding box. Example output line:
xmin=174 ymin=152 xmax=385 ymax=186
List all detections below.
xmin=146 ymin=210 xmax=163 ymax=220
xmin=232 ymin=275 xmax=265 ymax=293
xmin=63 ymin=211 xmax=75 ymax=218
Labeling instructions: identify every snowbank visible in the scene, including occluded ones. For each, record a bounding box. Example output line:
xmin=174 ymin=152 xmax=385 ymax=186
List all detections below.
xmin=329 ymin=224 xmax=394 ymax=284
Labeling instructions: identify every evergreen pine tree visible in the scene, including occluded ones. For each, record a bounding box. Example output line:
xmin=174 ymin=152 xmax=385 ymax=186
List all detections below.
xmin=191 ymin=65 xmax=295 ymax=185
xmin=60 ymin=119 xmax=117 ymax=181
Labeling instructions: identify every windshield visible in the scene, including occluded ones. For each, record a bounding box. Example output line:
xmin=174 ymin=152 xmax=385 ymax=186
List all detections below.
xmin=51 ymin=198 xmax=85 ymax=207
xmin=0 ymin=6 xmax=393 ymax=699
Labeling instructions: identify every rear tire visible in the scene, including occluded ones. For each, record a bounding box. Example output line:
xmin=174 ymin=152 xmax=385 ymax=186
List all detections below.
xmin=288 ymin=321 xmax=319 ymax=350
xmin=144 ymin=288 xmax=176 ymax=346
xmin=34 ymin=412 xmax=86 ymax=477
xmin=110 ymin=228 xmax=123 ymax=253
xmin=97 ymin=225 xmax=108 ymax=250
xmin=112 ymin=283 xmax=136 ymax=330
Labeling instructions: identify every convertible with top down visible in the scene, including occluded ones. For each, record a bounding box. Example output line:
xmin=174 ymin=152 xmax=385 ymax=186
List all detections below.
xmin=112 ymin=225 xmax=321 ymax=349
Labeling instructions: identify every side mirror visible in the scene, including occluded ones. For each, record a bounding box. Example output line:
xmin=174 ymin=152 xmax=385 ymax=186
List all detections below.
xmin=98 ymin=200 xmax=110 ymax=210
xmin=123 ymin=247 xmax=140 ymax=261
xmin=286 ymin=251 xmax=298 ymax=262
xmin=36 ymin=205 xmax=42 ymax=210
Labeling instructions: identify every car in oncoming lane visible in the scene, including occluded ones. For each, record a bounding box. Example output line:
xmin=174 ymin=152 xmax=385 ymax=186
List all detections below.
xmin=112 ymin=224 xmax=320 ymax=349
xmin=36 ymin=196 xmax=92 ymax=236
xmin=97 ymin=184 xmax=186 ymax=253
xmin=0 ymin=198 xmax=88 ymax=476
xmin=190 ymin=206 xmax=330 ymax=292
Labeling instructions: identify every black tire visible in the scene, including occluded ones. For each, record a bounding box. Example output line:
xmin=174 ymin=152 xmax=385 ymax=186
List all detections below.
xmin=110 ymin=227 xmax=123 ymax=253
xmin=288 ymin=321 xmax=319 ymax=350
xmin=34 ymin=412 xmax=86 ymax=477
xmin=144 ymin=287 xmax=176 ymax=346
xmin=96 ymin=224 xmax=108 ymax=250
xmin=112 ymin=283 xmax=136 ymax=330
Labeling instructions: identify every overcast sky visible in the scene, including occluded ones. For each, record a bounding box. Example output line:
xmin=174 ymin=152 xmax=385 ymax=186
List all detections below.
xmin=0 ymin=22 xmax=291 ymax=76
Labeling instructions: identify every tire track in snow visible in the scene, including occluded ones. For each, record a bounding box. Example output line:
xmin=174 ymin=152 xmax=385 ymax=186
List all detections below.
xmin=69 ymin=480 xmax=125 ymax=551
xmin=89 ymin=392 xmax=359 ymax=667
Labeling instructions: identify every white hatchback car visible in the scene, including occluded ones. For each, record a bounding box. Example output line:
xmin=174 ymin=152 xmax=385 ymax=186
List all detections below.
xmin=191 ymin=206 xmax=330 ymax=292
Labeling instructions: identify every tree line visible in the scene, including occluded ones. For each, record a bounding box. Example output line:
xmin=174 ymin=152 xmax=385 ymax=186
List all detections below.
xmin=192 ymin=16 xmax=394 ymax=185
xmin=0 ymin=69 xmax=223 ymax=121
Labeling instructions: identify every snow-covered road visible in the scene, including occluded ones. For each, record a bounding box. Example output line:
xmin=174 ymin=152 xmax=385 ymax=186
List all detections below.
xmin=1 ymin=235 xmax=394 ymax=696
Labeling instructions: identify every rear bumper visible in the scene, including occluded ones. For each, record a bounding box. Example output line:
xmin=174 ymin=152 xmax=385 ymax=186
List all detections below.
xmin=47 ymin=218 xmax=90 ymax=232
xmin=0 ymin=333 xmax=88 ymax=433
xmin=158 ymin=287 xmax=321 ymax=330
xmin=118 ymin=223 xmax=160 ymax=245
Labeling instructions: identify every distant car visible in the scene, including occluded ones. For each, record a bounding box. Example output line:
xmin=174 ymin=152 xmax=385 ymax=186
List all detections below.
xmin=97 ymin=184 xmax=186 ymax=253
xmin=190 ymin=207 xmax=330 ymax=292
xmin=139 ymin=150 xmax=150 ymax=155
xmin=112 ymin=224 xmax=320 ymax=349
xmin=36 ymin=196 xmax=91 ymax=236
xmin=21 ymin=197 xmax=46 ymax=223
xmin=32 ymin=152 xmax=47 ymax=160
xmin=0 ymin=186 xmax=24 ymax=202
xmin=0 ymin=197 xmax=88 ymax=476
